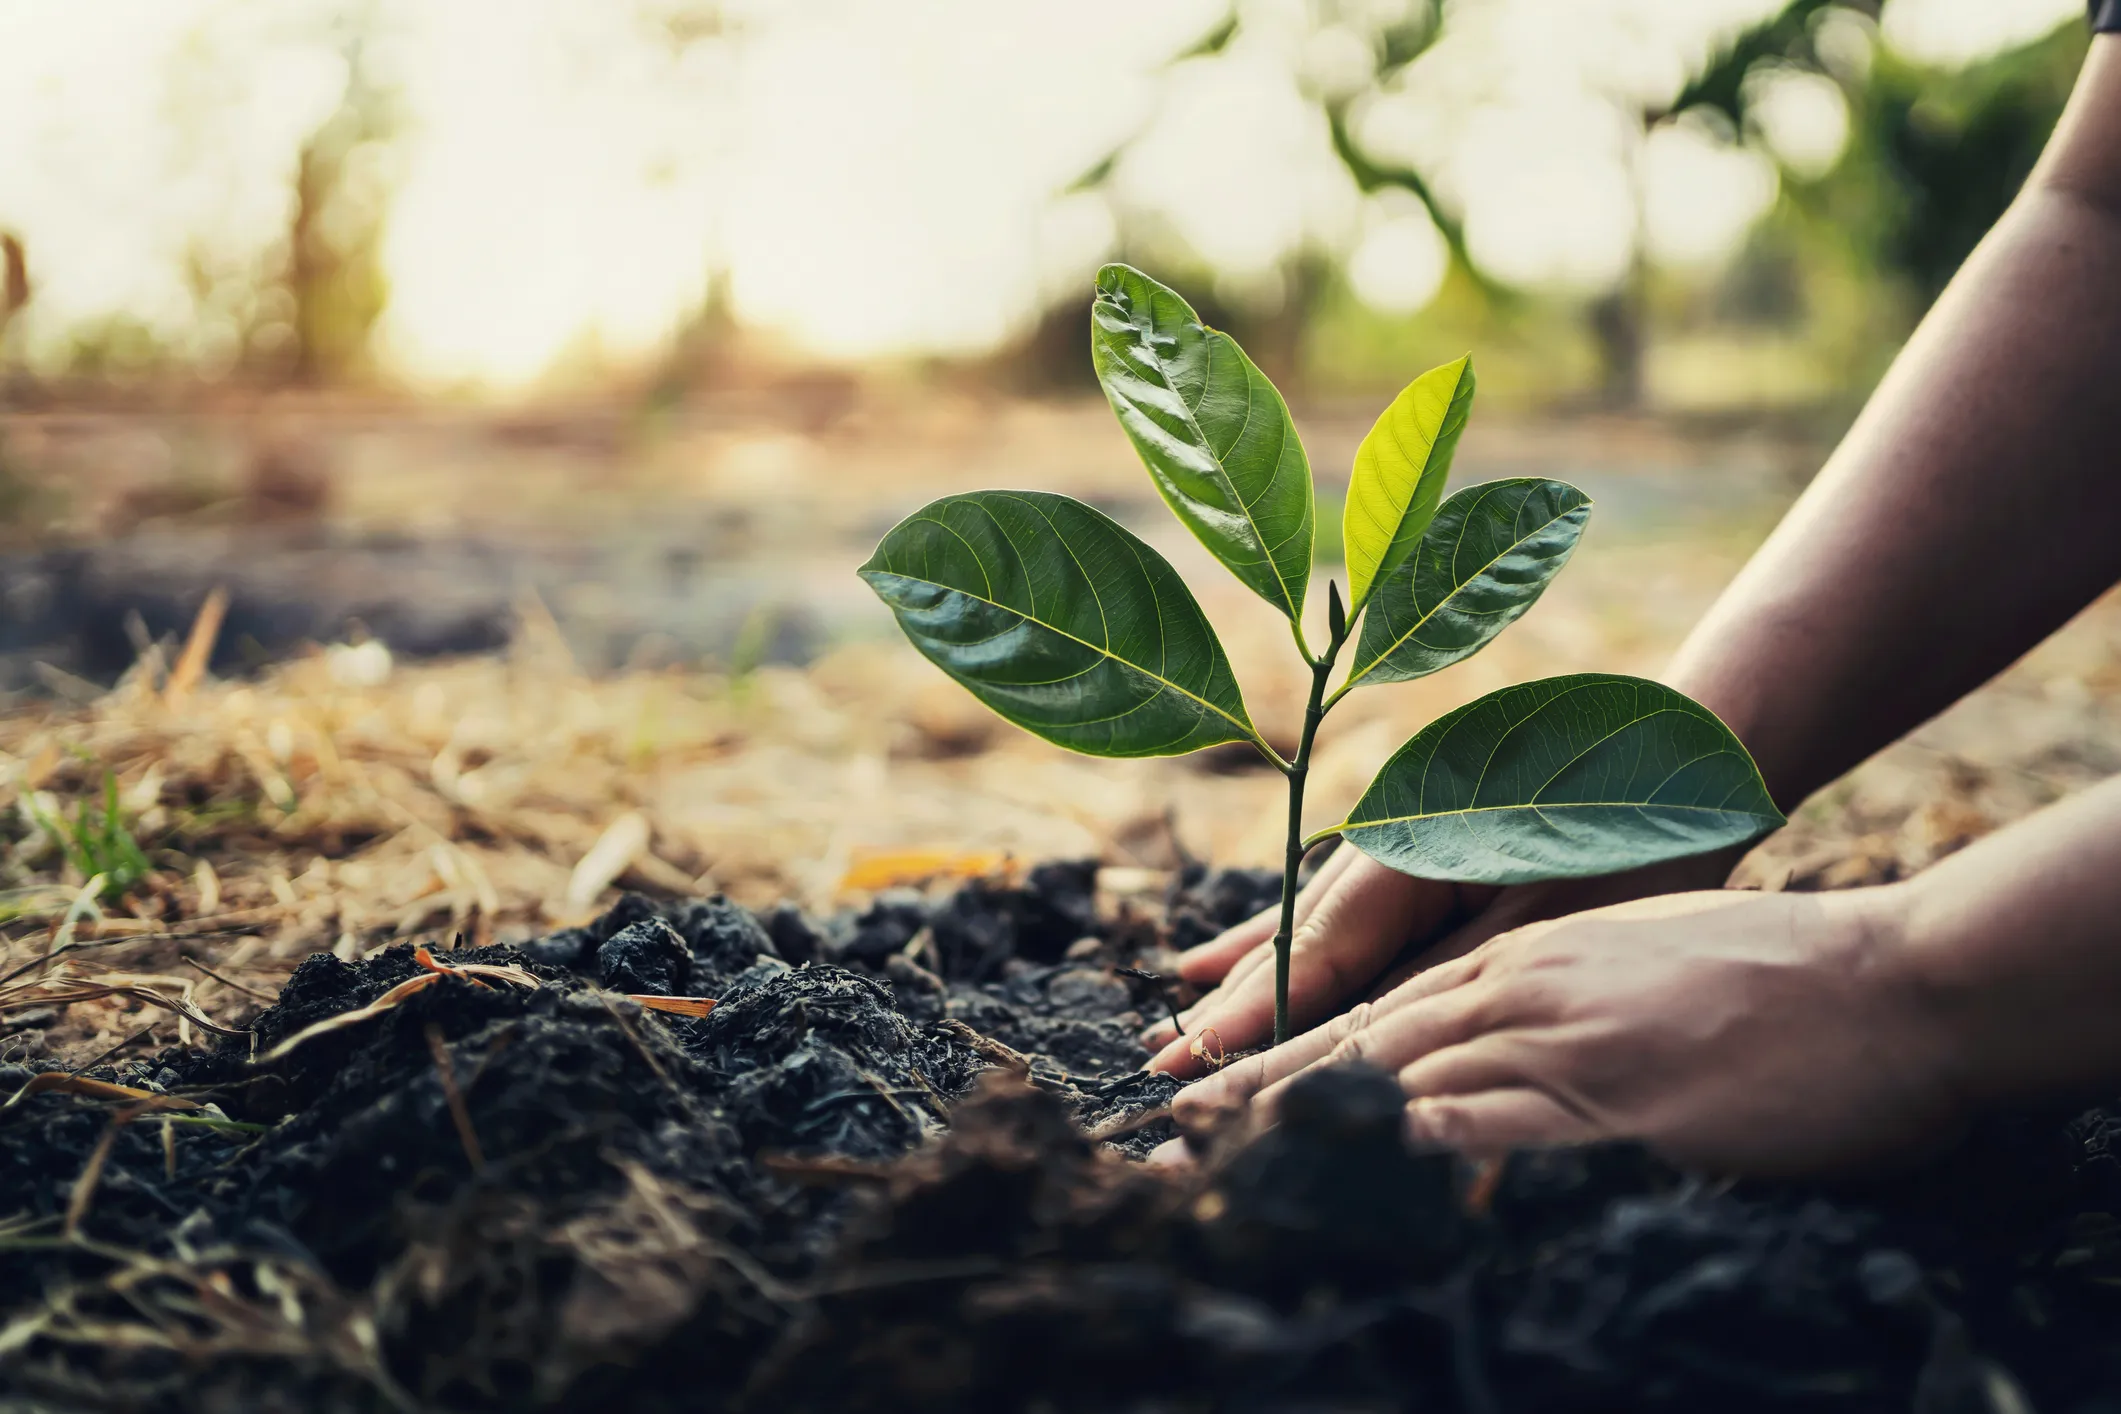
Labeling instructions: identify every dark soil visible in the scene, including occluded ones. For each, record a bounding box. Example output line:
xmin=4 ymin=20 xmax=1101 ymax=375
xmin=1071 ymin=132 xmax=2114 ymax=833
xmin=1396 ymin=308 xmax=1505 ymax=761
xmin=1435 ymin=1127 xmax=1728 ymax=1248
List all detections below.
xmin=4 ymin=863 xmax=2121 ymax=1412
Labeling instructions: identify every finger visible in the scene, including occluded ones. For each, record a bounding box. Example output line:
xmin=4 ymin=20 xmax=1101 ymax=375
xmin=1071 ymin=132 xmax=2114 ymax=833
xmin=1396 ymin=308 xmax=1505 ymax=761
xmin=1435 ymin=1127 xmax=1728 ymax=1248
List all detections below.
xmin=1424 ymin=848 xmax=1744 ymax=966
xmin=1146 ymin=1136 xmax=1196 ymax=1169
xmin=1149 ymin=858 xmax=1451 ymax=1075
xmin=1249 ymin=982 xmax=1499 ymax=1122
xmin=1167 ymin=1015 xmax=1351 ymax=1124
xmin=1173 ymin=911 xmax=1276 ymax=986
xmin=1142 ymin=938 xmax=1272 ymax=1049
xmin=1404 ymin=1088 xmax=1603 ymax=1156
xmin=1364 ymin=883 xmax=1504 ymax=997
xmin=1397 ymin=1035 xmax=1540 ymax=1099
xmin=1174 ymin=846 xmax=1358 ymax=985
xmin=1145 ymin=854 xmax=1363 ymax=1048
xmin=1366 ymin=944 xmax=1490 ymax=1016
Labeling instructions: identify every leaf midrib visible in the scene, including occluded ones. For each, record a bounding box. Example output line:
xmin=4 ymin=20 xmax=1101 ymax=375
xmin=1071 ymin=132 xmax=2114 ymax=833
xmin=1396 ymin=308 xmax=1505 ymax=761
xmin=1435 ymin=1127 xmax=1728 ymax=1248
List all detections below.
xmin=1343 ymin=797 xmax=1771 ymax=830
xmin=1118 ymin=296 xmax=1300 ymax=619
xmin=1343 ymin=488 xmax=1579 ymax=690
xmin=862 ymin=553 xmax=1252 ymax=741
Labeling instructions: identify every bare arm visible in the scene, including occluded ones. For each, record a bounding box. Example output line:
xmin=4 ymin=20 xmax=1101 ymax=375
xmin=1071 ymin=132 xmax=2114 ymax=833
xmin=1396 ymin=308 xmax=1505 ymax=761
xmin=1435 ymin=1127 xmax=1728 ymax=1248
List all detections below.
xmin=1146 ymin=38 xmax=2121 ymax=1079
xmin=1164 ymin=769 xmax=2121 ymax=1176
xmin=1901 ymin=769 xmax=2121 ymax=1113
xmin=1672 ymin=36 xmax=2121 ymax=809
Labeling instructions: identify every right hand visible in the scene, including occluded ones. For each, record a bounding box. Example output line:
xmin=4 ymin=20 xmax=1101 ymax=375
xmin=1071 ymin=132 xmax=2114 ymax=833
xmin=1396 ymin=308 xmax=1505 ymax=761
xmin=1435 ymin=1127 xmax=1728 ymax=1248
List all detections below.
xmin=1140 ymin=845 xmax=1747 ymax=1080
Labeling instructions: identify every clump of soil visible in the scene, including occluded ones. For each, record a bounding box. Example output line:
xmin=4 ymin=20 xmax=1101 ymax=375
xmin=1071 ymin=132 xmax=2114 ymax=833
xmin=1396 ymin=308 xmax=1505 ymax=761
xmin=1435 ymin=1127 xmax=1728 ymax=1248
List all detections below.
xmin=4 ymin=865 xmax=2121 ymax=1412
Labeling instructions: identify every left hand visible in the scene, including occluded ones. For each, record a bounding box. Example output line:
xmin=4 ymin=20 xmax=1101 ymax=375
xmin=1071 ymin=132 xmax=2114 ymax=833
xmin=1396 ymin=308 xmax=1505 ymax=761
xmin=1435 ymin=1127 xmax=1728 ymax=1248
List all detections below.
xmin=1164 ymin=886 xmax=1969 ymax=1176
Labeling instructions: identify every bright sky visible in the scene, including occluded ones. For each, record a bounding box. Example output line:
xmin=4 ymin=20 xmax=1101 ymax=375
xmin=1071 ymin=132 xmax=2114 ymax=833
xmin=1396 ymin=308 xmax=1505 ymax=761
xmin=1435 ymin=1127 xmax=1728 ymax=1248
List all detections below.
xmin=0 ymin=0 xmax=2084 ymax=388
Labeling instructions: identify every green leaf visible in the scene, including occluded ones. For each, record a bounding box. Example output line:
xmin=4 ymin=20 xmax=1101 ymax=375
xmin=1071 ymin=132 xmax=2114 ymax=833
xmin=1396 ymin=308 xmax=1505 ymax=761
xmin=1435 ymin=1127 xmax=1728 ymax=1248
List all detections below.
xmin=860 ymin=490 xmax=1259 ymax=759
xmin=1342 ymin=479 xmax=1589 ymax=692
xmin=1090 ymin=264 xmax=1313 ymax=622
xmin=1342 ymin=354 xmax=1475 ymax=612
xmin=1331 ymin=674 xmax=1783 ymax=885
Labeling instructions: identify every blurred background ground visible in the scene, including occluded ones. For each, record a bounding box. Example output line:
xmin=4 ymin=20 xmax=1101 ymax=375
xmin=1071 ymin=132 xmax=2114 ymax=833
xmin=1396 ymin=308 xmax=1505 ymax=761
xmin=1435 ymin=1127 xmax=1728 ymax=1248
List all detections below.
xmin=1 ymin=0 xmax=2112 ymax=1064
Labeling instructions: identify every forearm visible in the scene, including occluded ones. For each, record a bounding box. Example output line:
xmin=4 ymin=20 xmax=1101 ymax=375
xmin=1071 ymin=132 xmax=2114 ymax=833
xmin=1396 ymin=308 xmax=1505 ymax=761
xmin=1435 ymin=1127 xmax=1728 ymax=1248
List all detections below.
xmin=1887 ymin=772 xmax=2121 ymax=1110
xmin=1668 ymin=38 xmax=2121 ymax=811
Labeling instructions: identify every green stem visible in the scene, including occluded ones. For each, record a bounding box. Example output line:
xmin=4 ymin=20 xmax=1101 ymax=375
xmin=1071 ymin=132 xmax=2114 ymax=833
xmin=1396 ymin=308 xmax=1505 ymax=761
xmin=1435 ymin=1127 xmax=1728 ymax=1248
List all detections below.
xmin=1273 ymin=614 xmax=1347 ymax=1045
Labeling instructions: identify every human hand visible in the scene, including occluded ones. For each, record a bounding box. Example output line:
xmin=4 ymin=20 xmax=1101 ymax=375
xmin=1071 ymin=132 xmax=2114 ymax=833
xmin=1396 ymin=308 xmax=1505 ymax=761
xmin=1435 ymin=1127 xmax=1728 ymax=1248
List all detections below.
xmin=1139 ymin=849 xmax=1474 ymax=1077
xmin=1166 ymin=886 xmax=1967 ymax=1177
xmin=1142 ymin=846 xmax=1742 ymax=1079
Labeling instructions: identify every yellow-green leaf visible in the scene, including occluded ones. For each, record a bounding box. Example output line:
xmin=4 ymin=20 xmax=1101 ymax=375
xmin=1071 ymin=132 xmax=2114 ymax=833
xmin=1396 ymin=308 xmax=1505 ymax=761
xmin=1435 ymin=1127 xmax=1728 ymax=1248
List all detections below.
xmin=1342 ymin=355 xmax=1475 ymax=613
xmin=1092 ymin=265 xmax=1313 ymax=623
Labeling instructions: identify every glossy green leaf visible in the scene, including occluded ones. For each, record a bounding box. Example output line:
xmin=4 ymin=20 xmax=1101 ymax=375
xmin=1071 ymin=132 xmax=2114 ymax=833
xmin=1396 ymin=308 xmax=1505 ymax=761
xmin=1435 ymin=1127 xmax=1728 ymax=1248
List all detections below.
xmin=859 ymin=490 xmax=1259 ymax=759
xmin=1091 ymin=264 xmax=1313 ymax=622
xmin=1331 ymin=674 xmax=1783 ymax=885
xmin=1342 ymin=355 xmax=1475 ymax=612
xmin=1342 ymin=479 xmax=1590 ymax=692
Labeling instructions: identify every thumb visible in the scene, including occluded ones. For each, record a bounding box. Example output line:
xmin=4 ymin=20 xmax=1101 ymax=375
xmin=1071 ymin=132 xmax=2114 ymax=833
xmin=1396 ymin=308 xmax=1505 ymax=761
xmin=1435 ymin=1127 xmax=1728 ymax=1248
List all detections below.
xmin=1148 ymin=854 xmax=1454 ymax=1077
xmin=1174 ymin=846 xmax=1358 ymax=986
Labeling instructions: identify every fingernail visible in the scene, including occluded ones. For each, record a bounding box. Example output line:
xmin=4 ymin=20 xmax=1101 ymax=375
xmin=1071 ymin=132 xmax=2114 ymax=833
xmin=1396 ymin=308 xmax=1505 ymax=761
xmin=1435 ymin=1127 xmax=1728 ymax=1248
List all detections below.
xmin=1403 ymin=1096 xmax=1447 ymax=1144
xmin=1142 ymin=1008 xmax=1194 ymax=1047
xmin=1146 ymin=1137 xmax=1195 ymax=1169
xmin=1143 ymin=1036 xmax=1192 ymax=1076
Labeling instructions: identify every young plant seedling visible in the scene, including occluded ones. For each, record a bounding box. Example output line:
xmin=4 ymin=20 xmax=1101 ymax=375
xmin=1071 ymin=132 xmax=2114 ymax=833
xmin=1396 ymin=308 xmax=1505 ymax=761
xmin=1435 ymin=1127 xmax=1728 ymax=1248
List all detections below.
xmin=862 ymin=265 xmax=1784 ymax=1046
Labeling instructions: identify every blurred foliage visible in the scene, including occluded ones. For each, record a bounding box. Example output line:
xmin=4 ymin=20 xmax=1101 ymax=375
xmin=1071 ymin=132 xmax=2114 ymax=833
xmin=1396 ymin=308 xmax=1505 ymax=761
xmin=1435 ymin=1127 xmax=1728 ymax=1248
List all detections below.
xmin=24 ymin=14 xmax=396 ymax=386
xmin=1754 ymin=12 xmax=2081 ymax=303
xmin=23 ymin=771 xmax=153 ymax=902
xmin=1317 ymin=0 xmax=2077 ymax=407
xmin=285 ymin=57 xmax=395 ymax=384
xmin=0 ymin=0 xmax=2086 ymax=408
xmin=1660 ymin=4 xmax=2083 ymax=402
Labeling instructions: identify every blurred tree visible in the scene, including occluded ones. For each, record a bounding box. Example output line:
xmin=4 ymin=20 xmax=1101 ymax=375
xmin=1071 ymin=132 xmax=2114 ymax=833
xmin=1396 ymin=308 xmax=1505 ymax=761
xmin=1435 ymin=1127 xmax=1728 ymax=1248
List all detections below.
xmin=1684 ymin=4 xmax=2080 ymax=329
xmin=283 ymin=29 xmax=396 ymax=383
xmin=1076 ymin=1 xmax=2081 ymax=409
xmin=0 ymin=233 xmax=26 ymax=337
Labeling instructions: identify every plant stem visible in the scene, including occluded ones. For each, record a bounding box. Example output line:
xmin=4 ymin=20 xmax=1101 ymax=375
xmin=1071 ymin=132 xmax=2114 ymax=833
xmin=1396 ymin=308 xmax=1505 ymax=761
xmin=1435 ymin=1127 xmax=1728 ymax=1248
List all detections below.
xmin=1272 ymin=616 xmax=1347 ymax=1046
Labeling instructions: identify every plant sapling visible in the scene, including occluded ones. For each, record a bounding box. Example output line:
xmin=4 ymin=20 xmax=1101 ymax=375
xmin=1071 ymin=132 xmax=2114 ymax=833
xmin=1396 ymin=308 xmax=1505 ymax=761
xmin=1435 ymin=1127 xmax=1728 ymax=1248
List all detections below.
xmin=862 ymin=266 xmax=1783 ymax=1045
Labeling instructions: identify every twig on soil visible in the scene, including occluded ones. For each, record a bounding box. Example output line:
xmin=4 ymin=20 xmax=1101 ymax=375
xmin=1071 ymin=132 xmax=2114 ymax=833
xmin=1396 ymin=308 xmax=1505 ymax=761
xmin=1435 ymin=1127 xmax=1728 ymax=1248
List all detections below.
xmin=800 ymin=1255 xmax=1010 ymax=1298
xmin=4 ymin=1072 xmax=201 ymax=1115
xmin=242 ymin=917 xmax=531 ymax=1065
xmin=1462 ymin=1159 xmax=1504 ymax=1216
xmin=66 ymin=1022 xmax=159 ymax=1077
xmin=592 ymin=992 xmax=681 ymax=1096
xmin=45 ymin=879 xmax=105 ymax=959
xmin=411 ymin=943 xmax=538 ymax=991
xmin=759 ymin=1152 xmax=895 ymax=1185
xmin=177 ymin=953 xmax=277 ymax=1003
xmin=162 ymin=585 xmax=228 ymax=709
xmin=1113 ymin=966 xmax=1184 ymax=1037
xmin=256 ymin=971 xmax=443 ymax=1062
xmin=0 ymin=923 xmax=276 ymax=994
xmin=933 ymin=1017 xmax=1031 ymax=1076
xmin=64 ymin=1101 xmax=157 ymax=1237
xmin=8 ymin=1236 xmax=421 ymax=1410
xmin=1 ymin=979 xmax=246 ymax=1039
xmin=424 ymin=1023 xmax=486 ymax=1173
xmin=1082 ymin=1105 xmax=1175 ymax=1144
xmin=156 ymin=1112 xmax=268 ymax=1134
xmin=627 ymin=994 xmax=718 ymax=1017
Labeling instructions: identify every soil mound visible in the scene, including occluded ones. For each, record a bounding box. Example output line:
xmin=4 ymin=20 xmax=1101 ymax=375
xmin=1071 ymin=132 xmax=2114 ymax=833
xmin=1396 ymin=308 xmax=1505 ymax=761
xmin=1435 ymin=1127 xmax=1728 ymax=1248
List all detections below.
xmin=3 ymin=867 xmax=2119 ymax=1412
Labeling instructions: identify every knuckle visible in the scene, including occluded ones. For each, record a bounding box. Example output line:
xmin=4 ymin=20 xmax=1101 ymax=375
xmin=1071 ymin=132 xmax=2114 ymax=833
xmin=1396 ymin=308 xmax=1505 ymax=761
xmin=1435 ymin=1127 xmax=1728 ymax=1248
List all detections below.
xmin=1409 ymin=1096 xmax=1461 ymax=1143
xmin=1289 ymin=916 xmax=1329 ymax=954
xmin=1327 ymin=1031 xmax=1371 ymax=1067
xmin=1326 ymin=1002 xmax=1374 ymax=1046
xmin=1490 ymin=975 xmax=1557 ymax=1022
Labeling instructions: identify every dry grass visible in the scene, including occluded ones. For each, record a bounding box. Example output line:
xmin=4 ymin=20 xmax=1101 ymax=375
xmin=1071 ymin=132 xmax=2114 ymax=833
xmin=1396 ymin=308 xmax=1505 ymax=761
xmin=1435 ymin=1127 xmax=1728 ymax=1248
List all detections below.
xmin=7 ymin=566 xmax=2121 ymax=1071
